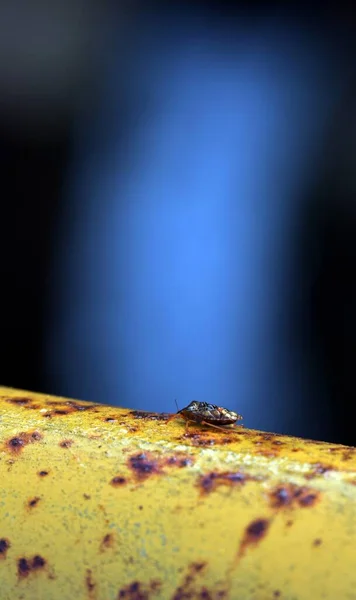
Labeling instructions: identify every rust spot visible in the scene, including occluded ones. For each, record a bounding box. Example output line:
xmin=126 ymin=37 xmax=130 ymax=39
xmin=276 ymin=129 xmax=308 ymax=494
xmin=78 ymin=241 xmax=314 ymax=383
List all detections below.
xmin=299 ymin=492 xmax=319 ymax=507
xmin=313 ymin=538 xmax=322 ymax=546
xmin=66 ymin=400 xmax=95 ymax=411
xmin=126 ymin=426 xmax=139 ymax=433
xmin=27 ymin=497 xmax=40 ymax=509
xmin=305 ymin=463 xmax=333 ymax=480
xmin=111 ymin=476 xmax=126 ymax=487
xmin=182 ymin=433 xmax=216 ymax=447
xmin=5 ymin=431 xmax=43 ymax=454
xmin=33 ymin=555 xmax=45 ymax=569
xmin=197 ymin=589 xmax=212 ymax=600
xmin=342 ymin=450 xmax=356 ymax=461
xmin=6 ymin=396 xmax=32 ymax=406
xmin=197 ymin=471 xmax=252 ymax=495
xmin=246 ymin=519 xmax=269 ymax=539
xmin=269 ymin=484 xmax=320 ymax=510
xmin=182 ymin=430 xmax=239 ymax=446
xmin=17 ymin=555 xmax=46 ymax=578
xmin=274 ymin=592 xmax=281 ymax=598
xmin=127 ymin=451 xmax=194 ymax=482
xmin=100 ymin=533 xmax=114 ymax=551
xmin=38 ymin=470 xmax=49 ymax=477
xmin=191 ymin=562 xmax=206 ymax=573
xmin=256 ymin=450 xmax=279 ymax=458
xmin=171 ymin=562 xmax=222 ymax=600
xmin=129 ymin=410 xmax=171 ymax=421
xmin=83 ymin=493 xmax=91 ymax=500
xmin=286 ymin=520 xmax=293 ymax=527
xmin=42 ymin=400 xmax=98 ymax=418
xmin=0 ymin=538 xmax=10 ymax=558
xmin=18 ymin=558 xmax=30 ymax=577
xmin=117 ymin=579 xmax=161 ymax=599
xmin=128 ymin=453 xmax=161 ymax=480
xmin=59 ymin=439 xmax=74 ymax=449
xmin=238 ymin=518 xmax=270 ymax=557
xmin=165 ymin=456 xmax=193 ymax=468
xmin=86 ymin=569 xmax=96 ymax=595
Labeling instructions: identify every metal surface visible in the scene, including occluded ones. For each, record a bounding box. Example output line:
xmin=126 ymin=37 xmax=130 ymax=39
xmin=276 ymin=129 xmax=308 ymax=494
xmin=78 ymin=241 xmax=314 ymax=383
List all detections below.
xmin=0 ymin=386 xmax=355 ymax=599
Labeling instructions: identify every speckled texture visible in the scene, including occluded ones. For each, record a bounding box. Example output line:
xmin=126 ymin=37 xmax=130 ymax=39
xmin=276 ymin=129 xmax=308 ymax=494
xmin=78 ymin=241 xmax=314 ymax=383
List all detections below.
xmin=0 ymin=386 xmax=356 ymax=599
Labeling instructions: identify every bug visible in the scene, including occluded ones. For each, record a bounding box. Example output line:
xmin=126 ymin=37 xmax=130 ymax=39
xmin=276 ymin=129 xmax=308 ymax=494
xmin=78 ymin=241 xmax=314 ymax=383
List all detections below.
xmin=168 ymin=400 xmax=243 ymax=433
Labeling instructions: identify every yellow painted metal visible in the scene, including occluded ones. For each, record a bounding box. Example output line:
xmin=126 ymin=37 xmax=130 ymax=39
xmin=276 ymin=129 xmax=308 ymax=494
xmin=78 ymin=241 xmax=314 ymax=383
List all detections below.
xmin=0 ymin=386 xmax=356 ymax=600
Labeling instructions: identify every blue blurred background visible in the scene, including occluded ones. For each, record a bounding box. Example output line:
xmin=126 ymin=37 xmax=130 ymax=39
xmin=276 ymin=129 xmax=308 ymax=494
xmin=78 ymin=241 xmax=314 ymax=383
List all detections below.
xmin=0 ymin=2 xmax=355 ymax=444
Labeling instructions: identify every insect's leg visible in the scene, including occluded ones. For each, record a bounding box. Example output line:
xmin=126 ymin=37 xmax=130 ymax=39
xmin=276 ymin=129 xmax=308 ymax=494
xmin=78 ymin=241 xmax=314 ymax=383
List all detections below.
xmin=200 ymin=421 xmax=230 ymax=432
xmin=199 ymin=421 xmax=243 ymax=433
xmin=166 ymin=413 xmax=179 ymax=424
xmin=185 ymin=419 xmax=192 ymax=433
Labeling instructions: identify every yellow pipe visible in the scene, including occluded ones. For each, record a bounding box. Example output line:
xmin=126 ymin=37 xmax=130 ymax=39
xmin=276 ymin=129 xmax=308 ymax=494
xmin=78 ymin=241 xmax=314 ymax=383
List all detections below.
xmin=0 ymin=386 xmax=355 ymax=599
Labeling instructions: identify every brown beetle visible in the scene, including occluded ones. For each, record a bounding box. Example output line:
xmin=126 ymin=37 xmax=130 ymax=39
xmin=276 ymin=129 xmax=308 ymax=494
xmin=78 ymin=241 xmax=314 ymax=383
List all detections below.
xmin=168 ymin=400 xmax=243 ymax=432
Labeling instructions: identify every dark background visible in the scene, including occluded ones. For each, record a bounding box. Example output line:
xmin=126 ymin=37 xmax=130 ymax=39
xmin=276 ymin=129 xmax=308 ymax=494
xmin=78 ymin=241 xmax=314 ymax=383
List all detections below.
xmin=0 ymin=2 xmax=355 ymax=445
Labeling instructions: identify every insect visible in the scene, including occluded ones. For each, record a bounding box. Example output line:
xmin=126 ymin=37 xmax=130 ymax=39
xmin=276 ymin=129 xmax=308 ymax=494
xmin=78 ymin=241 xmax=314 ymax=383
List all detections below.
xmin=168 ymin=400 xmax=243 ymax=433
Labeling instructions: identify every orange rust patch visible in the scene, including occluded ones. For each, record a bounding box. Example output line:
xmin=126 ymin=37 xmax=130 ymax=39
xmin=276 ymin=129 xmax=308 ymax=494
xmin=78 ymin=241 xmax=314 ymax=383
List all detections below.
xmin=197 ymin=471 xmax=254 ymax=495
xmin=59 ymin=439 xmax=74 ymax=449
xmin=238 ymin=518 xmax=270 ymax=557
xmin=127 ymin=452 xmax=193 ymax=482
xmin=5 ymin=431 xmax=43 ymax=454
xmin=86 ymin=568 xmax=96 ymax=597
xmin=181 ymin=428 xmax=244 ymax=446
xmin=17 ymin=555 xmax=46 ymax=578
xmin=117 ymin=579 xmax=161 ymax=599
xmin=172 ymin=562 xmax=226 ymax=600
xmin=181 ymin=433 xmax=217 ymax=447
xmin=258 ymin=434 xmax=276 ymax=442
xmin=129 ymin=410 xmax=171 ymax=421
xmin=100 ymin=533 xmax=114 ymax=552
xmin=255 ymin=450 xmax=279 ymax=458
xmin=41 ymin=400 xmax=98 ymax=419
xmin=269 ymin=484 xmax=321 ymax=510
xmin=252 ymin=433 xmax=286 ymax=457
xmin=0 ymin=538 xmax=10 ymax=558
xmin=342 ymin=449 xmax=356 ymax=461
xmin=111 ymin=476 xmax=127 ymax=487
xmin=313 ymin=538 xmax=322 ymax=546
xmin=27 ymin=497 xmax=40 ymax=510
xmin=305 ymin=463 xmax=333 ymax=479
xmin=6 ymin=396 xmax=33 ymax=406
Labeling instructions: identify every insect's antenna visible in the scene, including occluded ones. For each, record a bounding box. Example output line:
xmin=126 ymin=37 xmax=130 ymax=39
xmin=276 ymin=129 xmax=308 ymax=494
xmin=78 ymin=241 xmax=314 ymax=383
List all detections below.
xmin=174 ymin=398 xmax=179 ymax=412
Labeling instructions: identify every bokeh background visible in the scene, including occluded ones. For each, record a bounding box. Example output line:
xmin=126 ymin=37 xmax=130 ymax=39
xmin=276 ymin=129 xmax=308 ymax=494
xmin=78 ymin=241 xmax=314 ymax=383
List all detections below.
xmin=0 ymin=1 xmax=355 ymax=445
